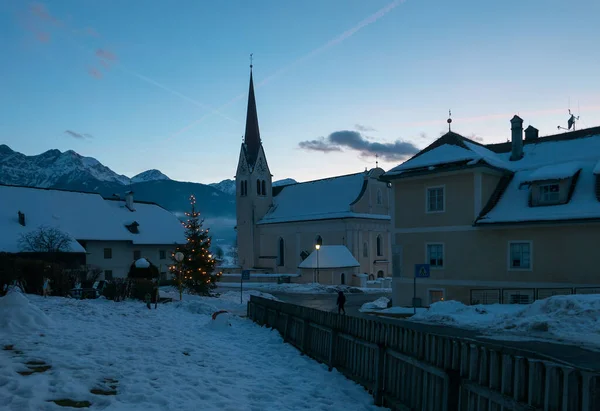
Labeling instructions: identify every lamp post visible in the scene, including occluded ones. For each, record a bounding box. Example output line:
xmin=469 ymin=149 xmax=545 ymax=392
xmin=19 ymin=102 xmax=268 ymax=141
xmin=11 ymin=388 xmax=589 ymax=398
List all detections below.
xmin=315 ymin=244 xmax=321 ymax=284
xmin=174 ymin=252 xmax=184 ymax=301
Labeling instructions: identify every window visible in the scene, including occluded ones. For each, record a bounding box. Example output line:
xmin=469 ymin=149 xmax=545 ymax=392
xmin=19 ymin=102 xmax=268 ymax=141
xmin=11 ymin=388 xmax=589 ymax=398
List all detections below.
xmin=426 ymin=243 xmax=444 ymax=268
xmin=261 ymin=180 xmax=266 ymax=196
xmin=376 ymin=235 xmax=383 ymax=256
xmin=133 ymin=250 xmax=141 ymax=260
xmin=376 ymin=189 xmax=383 ymax=205
xmin=340 ymin=273 xmax=346 ymax=285
xmin=104 ymin=270 xmax=113 ymax=280
xmin=104 ymin=248 xmax=112 ymax=259
xmin=277 ymin=238 xmax=285 ymax=266
xmin=429 ymin=289 xmax=445 ymax=305
xmin=363 ymin=242 xmax=369 ymax=258
xmin=240 ymin=180 xmax=247 ymax=196
xmin=426 ymin=187 xmax=445 ymax=212
xmin=539 ymin=183 xmax=560 ymax=204
xmin=159 ymin=250 xmax=166 ymax=260
xmin=509 ymin=242 xmax=531 ymax=270
xmin=257 ymin=179 xmax=261 ymax=195
xmin=377 ymin=270 xmax=384 ymax=278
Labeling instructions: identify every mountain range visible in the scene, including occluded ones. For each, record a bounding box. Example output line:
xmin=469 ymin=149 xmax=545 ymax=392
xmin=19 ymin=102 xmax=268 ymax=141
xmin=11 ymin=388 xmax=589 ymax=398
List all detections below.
xmin=0 ymin=145 xmax=295 ymax=242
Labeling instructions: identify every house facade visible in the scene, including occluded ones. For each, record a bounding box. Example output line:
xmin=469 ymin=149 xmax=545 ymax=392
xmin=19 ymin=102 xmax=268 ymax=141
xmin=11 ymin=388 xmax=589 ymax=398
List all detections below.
xmin=0 ymin=185 xmax=185 ymax=279
xmin=383 ymin=116 xmax=600 ymax=306
xmin=235 ymin=69 xmax=392 ymax=285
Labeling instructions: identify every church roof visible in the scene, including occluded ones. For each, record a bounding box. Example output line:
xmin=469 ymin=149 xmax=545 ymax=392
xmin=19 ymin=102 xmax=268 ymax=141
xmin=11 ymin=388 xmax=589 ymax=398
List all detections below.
xmin=243 ymin=69 xmax=261 ymax=167
xmin=257 ymin=172 xmax=390 ymax=225
xmin=298 ymin=245 xmax=360 ymax=269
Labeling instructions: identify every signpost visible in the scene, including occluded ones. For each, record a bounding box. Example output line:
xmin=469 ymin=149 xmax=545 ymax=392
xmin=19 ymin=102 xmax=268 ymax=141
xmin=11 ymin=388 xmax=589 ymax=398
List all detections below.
xmin=413 ymin=264 xmax=430 ymax=314
xmin=241 ymin=270 xmax=250 ymax=304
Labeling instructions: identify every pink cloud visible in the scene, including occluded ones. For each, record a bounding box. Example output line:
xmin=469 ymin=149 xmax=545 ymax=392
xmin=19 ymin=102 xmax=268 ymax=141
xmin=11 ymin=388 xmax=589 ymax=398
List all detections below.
xmin=36 ymin=32 xmax=50 ymax=43
xmin=30 ymin=2 xmax=61 ymax=26
xmin=96 ymin=48 xmax=117 ymax=61
xmin=85 ymin=27 xmax=100 ymax=38
xmin=88 ymin=67 xmax=103 ymax=79
xmin=99 ymin=59 xmax=111 ymax=69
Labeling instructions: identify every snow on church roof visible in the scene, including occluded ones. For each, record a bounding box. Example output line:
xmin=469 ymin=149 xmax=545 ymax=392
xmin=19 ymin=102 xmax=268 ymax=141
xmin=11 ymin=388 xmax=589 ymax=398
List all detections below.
xmin=257 ymin=172 xmax=390 ymax=225
xmin=0 ymin=185 xmax=186 ymax=253
xmin=298 ymin=245 xmax=360 ymax=269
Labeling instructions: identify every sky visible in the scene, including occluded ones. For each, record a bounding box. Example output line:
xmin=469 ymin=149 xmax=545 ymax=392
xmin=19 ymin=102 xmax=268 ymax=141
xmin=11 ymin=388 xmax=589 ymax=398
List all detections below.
xmin=1 ymin=0 xmax=600 ymax=184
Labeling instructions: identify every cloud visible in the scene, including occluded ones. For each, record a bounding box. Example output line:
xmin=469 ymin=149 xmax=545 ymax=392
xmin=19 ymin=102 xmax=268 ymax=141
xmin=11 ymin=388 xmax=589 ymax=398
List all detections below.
xmin=299 ymin=130 xmax=419 ymax=161
xmin=30 ymin=3 xmax=61 ymax=26
xmin=355 ymin=124 xmax=376 ymax=132
xmin=65 ymin=130 xmax=93 ymax=139
xmin=87 ymin=67 xmax=103 ymax=79
xmin=96 ymin=48 xmax=117 ymax=61
xmin=298 ymin=138 xmax=343 ymax=153
xmin=85 ymin=27 xmax=100 ymax=38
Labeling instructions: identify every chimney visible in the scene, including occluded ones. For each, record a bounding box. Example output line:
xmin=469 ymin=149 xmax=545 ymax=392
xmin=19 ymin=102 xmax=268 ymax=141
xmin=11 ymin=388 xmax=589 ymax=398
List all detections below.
xmin=510 ymin=115 xmax=524 ymax=161
xmin=125 ymin=191 xmax=135 ymax=211
xmin=17 ymin=211 xmax=25 ymax=226
xmin=524 ymin=125 xmax=539 ymax=141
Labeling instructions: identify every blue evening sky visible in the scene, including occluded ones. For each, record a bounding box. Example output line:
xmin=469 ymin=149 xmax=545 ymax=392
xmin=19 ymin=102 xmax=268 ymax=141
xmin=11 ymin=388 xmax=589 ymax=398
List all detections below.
xmin=1 ymin=0 xmax=599 ymax=183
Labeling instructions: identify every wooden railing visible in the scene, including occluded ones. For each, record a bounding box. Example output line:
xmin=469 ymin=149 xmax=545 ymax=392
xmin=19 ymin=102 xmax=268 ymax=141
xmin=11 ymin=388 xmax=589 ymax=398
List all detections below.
xmin=248 ymin=296 xmax=600 ymax=411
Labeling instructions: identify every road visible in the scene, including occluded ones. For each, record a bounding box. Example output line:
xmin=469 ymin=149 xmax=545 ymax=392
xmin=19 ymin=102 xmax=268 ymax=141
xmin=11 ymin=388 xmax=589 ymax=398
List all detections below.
xmin=267 ymin=291 xmax=392 ymax=317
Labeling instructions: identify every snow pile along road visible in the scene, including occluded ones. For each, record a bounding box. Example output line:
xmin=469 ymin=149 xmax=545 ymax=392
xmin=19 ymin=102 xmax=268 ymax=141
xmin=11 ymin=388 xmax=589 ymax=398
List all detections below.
xmin=410 ymin=295 xmax=600 ymax=349
xmin=0 ymin=293 xmax=383 ymax=411
xmin=359 ymin=297 xmax=390 ymax=312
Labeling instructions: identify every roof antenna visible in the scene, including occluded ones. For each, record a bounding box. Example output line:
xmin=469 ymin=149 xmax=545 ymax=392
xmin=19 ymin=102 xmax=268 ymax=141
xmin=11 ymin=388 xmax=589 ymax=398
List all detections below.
xmin=447 ymin=109 xmax=452 ymax=132
xmin=557 ymin=108 xmax=579 ymax=132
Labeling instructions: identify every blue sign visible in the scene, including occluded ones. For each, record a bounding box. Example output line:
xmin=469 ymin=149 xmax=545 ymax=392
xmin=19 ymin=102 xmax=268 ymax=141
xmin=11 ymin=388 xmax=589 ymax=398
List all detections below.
xmin=414 ymin=264 xmax=430 ymax=278
xmin=242 ymin=270 xmax=250 ymax=281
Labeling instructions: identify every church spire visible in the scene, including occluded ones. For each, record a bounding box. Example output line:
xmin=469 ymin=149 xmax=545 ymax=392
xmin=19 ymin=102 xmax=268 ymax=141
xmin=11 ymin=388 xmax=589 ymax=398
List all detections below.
xmin=244 ymin=58 xmax=261 ymax=167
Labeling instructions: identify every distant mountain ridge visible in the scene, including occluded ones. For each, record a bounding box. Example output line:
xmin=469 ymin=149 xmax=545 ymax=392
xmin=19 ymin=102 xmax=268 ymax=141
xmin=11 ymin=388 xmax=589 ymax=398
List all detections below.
xmin=209 ymin=178 xmax=298 ymax=195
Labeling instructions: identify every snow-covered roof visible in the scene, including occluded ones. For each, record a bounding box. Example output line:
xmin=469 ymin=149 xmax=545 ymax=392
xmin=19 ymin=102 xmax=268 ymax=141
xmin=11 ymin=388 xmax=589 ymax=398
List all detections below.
xmin=386 ymin=144 xmax=478 ymax=175
xmin=0 ymin=185 xmax=186 ymax=253
xmin=258 ymin=172 xmax=389 ymax=224
xmin=525 ymin=161 xmax=582 ymax=182
xmin=298 ymin=245 xmax=360 ymax=269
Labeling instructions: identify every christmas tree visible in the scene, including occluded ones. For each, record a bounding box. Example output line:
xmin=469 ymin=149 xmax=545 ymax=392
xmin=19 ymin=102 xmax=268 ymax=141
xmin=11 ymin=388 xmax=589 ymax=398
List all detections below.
xmin=170 ymin=195 xmax=219 ymax=295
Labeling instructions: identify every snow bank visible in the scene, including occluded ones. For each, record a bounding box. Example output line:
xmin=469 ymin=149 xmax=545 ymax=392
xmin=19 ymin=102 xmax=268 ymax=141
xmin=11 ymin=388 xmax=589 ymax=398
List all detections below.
xmin=0 ymin=292 xmax=52 ymax=334
xmin=359 ymin=297 xmax=390 ymax=312
xmin=410 ymin=295 xmax=600 ymax=348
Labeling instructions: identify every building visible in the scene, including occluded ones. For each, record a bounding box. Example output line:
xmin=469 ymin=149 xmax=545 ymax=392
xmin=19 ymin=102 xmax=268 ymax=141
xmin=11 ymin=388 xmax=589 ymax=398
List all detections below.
xmin=235 ymin=68 xmax=392 ymax=285
xmin=383 ymin=116 xmax=600 ymax=306
xmin=0 ymin=185 xmax=186 ymax=279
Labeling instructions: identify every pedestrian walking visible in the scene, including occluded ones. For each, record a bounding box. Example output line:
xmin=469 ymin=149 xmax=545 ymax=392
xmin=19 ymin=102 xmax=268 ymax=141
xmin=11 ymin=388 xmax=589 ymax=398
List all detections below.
xmin=336 ymin=290 xmax=346 ymax=315
xmin=42 ymin=277 xmax=50 ymax=297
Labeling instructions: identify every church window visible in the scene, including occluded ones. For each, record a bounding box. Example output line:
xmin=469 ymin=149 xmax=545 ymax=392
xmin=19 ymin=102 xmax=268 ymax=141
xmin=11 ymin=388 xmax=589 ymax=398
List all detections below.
xmin=277 ymin=238 xmax=285 ymax=266
xmin=376 ymin=235 xmax=383 ymax=256
xmin=240 ymin=180 xmax=247 ymax=196
xmin=377 ymin=189 xmax=383 ymax=205
xmin=261 ymin=180 xmax=266 ymax=196
xmin=363 ymin=242 xmax=368 ymax=258
xmin=257 ymin=179 xmax=261 ymax=195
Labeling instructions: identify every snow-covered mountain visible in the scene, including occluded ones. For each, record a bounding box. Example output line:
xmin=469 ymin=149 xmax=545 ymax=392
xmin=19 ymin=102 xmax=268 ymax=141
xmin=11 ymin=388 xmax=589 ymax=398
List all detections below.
xmin=131 ymin=169 xmax=170 ymax=184
xmin=209 ymin=178 xmax=298 ymax=195
xmin=0 ymin=144 xmax=131 ymax=187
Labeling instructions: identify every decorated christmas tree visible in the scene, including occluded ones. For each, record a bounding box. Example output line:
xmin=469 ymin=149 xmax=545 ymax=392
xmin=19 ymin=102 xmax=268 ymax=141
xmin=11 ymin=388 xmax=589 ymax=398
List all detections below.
xmin=170 ymin=195 xmax=219 ymax=295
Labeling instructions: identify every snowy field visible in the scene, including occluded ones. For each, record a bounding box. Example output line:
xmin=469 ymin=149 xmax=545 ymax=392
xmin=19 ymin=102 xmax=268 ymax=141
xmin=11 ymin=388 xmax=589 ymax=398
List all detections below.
xmin=0 ymin=291 xmax=384 ymax=411
xmin=217 ymin=282 xmax=392 ymax=294
xmin=408 ymin=296 xmax=600 ymax=350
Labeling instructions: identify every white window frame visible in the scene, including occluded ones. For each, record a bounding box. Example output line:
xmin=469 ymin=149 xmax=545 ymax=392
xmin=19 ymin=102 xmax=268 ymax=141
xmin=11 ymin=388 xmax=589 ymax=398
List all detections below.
xmin=538 ymin=183 xmax=560 ymax=204
xmin=427 ymin=288 xmax=445 ymax=305
xmin=507 ymin=241 xmax=533 ymax=271
xmin=425 ymin=242 xmax=445 ymax=269
xmin=425 ymin=185 xmax=446 ymax=213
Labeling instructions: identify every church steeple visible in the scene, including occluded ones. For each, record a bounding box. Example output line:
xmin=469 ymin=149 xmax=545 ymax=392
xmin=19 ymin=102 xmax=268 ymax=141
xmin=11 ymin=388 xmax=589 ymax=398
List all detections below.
xmin=244 ymin=64 xmax=261 ymax=167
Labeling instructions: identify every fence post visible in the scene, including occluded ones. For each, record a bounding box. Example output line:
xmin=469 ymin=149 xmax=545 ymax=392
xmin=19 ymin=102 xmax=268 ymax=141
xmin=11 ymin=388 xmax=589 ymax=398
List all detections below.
xmin=374 ymin=343 xmax=386 ymax=406
xmin=328 ymin=330 xmax=337 ymax=372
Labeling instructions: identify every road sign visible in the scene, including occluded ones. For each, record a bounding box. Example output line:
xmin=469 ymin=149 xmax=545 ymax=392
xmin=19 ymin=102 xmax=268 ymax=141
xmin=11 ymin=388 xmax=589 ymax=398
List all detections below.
xmin=414 ymin=264 xmax=430 ymax=278
xmin=242 ymin=270 xmax=250 ymax=281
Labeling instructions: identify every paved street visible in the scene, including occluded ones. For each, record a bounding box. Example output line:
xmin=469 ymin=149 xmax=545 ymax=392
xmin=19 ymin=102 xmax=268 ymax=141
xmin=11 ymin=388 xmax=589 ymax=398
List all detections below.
xmin=267 ymin=291 xmax=391 ymax=317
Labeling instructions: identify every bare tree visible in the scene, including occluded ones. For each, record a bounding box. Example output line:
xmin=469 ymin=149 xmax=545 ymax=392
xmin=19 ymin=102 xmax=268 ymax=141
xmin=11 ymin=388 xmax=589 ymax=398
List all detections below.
xmin=214 ymin=246 xmax=224 ymax=260
xmin=18 ymin=226 xmax=73 ymax=253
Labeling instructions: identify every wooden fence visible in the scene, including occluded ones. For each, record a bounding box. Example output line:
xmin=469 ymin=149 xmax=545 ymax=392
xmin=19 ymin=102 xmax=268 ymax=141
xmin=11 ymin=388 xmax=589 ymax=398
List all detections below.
xmin=248 ymin=296 xmax=600 ymax=411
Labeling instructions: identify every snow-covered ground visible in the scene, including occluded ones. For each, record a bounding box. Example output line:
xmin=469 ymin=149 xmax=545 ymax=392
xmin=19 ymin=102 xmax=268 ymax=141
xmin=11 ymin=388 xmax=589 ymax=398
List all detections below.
xmin=408 ymin=295 xmax=600 ymax=350
xmin=359 ymin=297 xmax=390 ymax=312
xmin=217 ymin=282 xmax=392 ymax=294
xmin=0 ymin=291 xmax=383 ymax=411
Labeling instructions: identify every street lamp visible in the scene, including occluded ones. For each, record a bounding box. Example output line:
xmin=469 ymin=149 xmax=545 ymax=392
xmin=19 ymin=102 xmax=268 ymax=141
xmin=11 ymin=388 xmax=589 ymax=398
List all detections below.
xmin=174 ymin=252 xmax=184 ymax=301
xmin=315 ymin=243 xmax=321 ymax=284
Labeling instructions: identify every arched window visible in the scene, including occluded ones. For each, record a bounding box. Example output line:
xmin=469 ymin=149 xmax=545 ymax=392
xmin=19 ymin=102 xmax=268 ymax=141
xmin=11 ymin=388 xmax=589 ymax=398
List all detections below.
xmin=376 ymin=235 xmax=383 ymax=256
xmin=363 ymin=242 xmax=368 ymax=258
xmin=256 ymin=179 xmax=261 ymax=195
xmin=340 ymin=273 xmax=346 ymax=285
xmin=376 ymin=189 xmax=383 ymax=205
xmin=377 ymin=270 xmax=384 ymax=278
xmin=315 ymin=235 xmax=323 ymax=247
xmin=261 ymin=180 xmax=266 ymax=196
xmin=368 ymin=274 xmax=375 ymax=281
xmin=277 ymin=238 xmax=285 ymax=266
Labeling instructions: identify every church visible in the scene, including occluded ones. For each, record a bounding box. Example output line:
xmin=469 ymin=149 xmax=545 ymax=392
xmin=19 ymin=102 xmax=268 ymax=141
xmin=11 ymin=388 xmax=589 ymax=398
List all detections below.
xmin=235 ymin=68 xmax=392 ymax=285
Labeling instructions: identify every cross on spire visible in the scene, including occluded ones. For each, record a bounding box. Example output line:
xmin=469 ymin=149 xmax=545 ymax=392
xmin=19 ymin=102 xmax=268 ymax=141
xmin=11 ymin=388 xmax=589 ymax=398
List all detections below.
xmin=447 ymin=109 xmax=453 ymax=132
xmin=250 ymin=53 xmax=253 ymax=69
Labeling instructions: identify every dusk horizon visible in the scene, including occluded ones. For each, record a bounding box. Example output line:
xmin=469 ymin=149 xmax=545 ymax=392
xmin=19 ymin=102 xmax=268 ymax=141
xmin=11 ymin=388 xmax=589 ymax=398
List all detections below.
xmin=2 ymin=0 xmax=599 ymax=184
